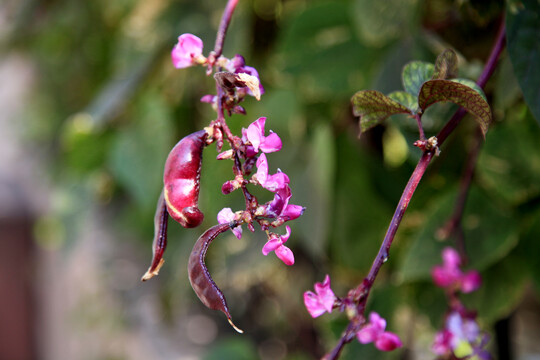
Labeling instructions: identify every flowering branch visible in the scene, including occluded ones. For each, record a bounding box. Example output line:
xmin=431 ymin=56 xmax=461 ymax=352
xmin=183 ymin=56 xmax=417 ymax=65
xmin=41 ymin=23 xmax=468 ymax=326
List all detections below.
xmin=317 ymin=22 xmax=507 ymax=360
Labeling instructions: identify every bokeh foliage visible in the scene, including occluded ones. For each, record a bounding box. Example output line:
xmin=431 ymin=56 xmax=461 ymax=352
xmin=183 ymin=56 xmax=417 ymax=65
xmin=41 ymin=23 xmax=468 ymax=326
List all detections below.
xmin=4 ymin=0 xmax=540 ymax=358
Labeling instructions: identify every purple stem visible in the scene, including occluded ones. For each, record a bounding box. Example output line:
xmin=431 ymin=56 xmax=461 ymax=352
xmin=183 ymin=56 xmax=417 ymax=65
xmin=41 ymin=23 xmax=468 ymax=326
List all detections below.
xmin=437 ymin=23 xmax=506 ymax=145
xmin=213 ymin=0 xmax=239 ymax=59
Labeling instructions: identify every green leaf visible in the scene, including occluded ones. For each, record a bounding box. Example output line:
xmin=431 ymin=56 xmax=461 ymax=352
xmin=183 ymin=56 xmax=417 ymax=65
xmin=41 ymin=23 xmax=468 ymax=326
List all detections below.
xmin=418 ymin=79 xmax=492 ymax=136
xmin=506 ymin=0 xmax=540 ymax=124
xmin=352 ymin=0 xmax=419 ymax=46
xmin=400 ymin=187 xmax=518 ymax=282
xmin=476 ymin=109 xmax=540 ymax=205
xmin=108 ymin=93 xmax=173 ymax=209
xmin=402 ymin=61 xmax=434 ymax=96
xmin=452 ymin=78 xmax=488 ymax=102
xmin=432 ymin=49 xmax=458 ymax=80
xmin=351 ymin=90 xmax=412 ymax=132
xmin=388 ymin=90 xmax=419 ymax=113
xmin=463 ymin=255 xmax=528 ymax=324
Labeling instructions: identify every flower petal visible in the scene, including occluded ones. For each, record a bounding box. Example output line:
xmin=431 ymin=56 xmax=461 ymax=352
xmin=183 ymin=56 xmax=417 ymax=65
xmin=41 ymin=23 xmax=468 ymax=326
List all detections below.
xmin=357 ymin=325 xmax=378 ymax=344
xmin=171 ymin=34 xmax=203 ymax=68
xmin=304 ymin=291 xmax=327 ymax=318
xmin=374 ymin=332 xmax=402 ymax=351
xmin=217 ymin=207 xmax=235 ymax=224
xmin=461 ymin=270 xmax=482 ymax=293
xmin=246 ymin=117 xmax=266 ymax=152
xmin=260 ymin=131 xmax=282 ymax=153
xmin=275 ymin=244 xmax=294 ymax=265
xmin=262 ymin=238 xmax=282 ymax=255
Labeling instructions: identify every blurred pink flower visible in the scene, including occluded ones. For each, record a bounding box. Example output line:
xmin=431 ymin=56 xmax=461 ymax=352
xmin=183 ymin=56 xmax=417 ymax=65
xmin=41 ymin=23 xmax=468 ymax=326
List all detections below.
xmin=303 ymin=275 xmax=335 ymax=318
xmin=357 ymin=312 xmax=402 ymax=352
xmin=262 ymin=226 xmax=294 ymax=265
xmin=171 ymin=33 xmax=204 ymax=68
xmin=217 ymin=207 xmax=242 ymax=239
xmin=431 ymin=247 xmax=481 ymax=293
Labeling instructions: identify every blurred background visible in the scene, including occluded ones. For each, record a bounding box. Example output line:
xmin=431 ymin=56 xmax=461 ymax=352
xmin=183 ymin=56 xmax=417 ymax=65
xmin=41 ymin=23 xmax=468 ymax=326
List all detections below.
xmin=1 ymin=0 xmax=539 ymax=359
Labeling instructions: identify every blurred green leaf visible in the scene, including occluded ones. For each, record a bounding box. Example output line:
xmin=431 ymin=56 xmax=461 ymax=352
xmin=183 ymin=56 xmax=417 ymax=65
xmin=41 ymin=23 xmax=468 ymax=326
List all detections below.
xmin=463 ymin=255 xmax=528 ymax=324
xmin=330 ymin=135 xmax=393 ymax=272
xmin=477 ymin=109 xmax=540 ymax=205
xmin=432 ymin=49 xmax=458 ymax=80
xmin=400 ymin=187 xmax=518 ymax=282
xmin=203 ymin=337 xmax=258 ymax=360
xmin=108 ymin=92 xmax=173 ymax=209
xmin=402 ymin=61 xmax=434 ymax=96
xmin=278 ymin=1 xmax=378 ymax=99
xmin=352 ymin=0 xmax=419 ymax=46
xmin=506 ymin=0 xmax=540 ymax=124
xmin=418 ymin=79 xmax=492 ymax=136
xmin=352 ymin=90 xmax=412 ymax=132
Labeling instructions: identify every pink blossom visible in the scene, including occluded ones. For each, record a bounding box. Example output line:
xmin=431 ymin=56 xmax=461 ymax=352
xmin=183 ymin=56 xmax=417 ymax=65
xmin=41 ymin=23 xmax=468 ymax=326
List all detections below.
xmin=217 ymin=208 xmax=242 ymax=239
xmin=356 ymin=312 xmax=402 ymax=352
xmin=262 ymin=226 xmax=294 ymax=265
xmin=246 ymin=117 xmax=282 ymax=153
xmin=255 ymin=154 xmax=289 ymax=192
xmin=431 ymin=247 xmax=481 ymax=293
xmin=432 ymin=311 xmax=489 ymax=358
xmin=303 ymin=275 xmax=335 ymax=318
xmin=171 ymin=34 xmax=204 ymax=68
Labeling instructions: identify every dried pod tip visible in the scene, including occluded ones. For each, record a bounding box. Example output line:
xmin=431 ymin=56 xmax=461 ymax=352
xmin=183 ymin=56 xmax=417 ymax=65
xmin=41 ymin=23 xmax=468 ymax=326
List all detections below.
xmin=141 ymin=258 xmax=165 ymax=282
xmin=228 ymin=317 xmax=244 ymax=333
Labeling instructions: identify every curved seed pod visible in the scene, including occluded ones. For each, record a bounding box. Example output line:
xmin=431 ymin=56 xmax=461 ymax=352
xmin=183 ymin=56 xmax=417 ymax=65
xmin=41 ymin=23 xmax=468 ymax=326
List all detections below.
xmin=163 ymin=130 xmax=207 ymax=228
xmin=188 ymin=223 xmax=243 ymax=333
xmin=141 ymin=190 xmax=169 ymax=281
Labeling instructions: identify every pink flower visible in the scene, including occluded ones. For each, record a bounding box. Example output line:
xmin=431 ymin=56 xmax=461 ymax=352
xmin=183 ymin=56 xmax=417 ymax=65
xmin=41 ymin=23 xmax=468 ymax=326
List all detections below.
xmin=262 ymin=226 xmax=294 ymax=265
xmin=246 ymin=117 xmax=282 ymax=153
xmin=303 ymin=275 xmax=336 ymax=318
xmin=431 ymin=247 xmax=481 ymax=293
xmin=357 ymin=312 xmax=402 ymax=352
xmin=171 ymin=34 xmax=204 ymax=68
xmin=432 ymin=311 xmax=489 ymax=358
xmin=255 ymin=154 xmax=289 ymax=192
xmin=217 ymin=208 xmax=242 ymax=239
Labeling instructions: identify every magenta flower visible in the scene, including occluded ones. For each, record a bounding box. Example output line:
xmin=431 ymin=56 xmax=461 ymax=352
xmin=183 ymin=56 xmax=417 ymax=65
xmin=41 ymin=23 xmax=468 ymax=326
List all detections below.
xmin=303 ymin=275 xmax=336 ymax=318
xmin=357 ymin=312 xmax=403 ymax=352
xmin=171 ymin=34 xmax=204 ymax=69
xmin=431 ymin=247 xmax=481 ymax=293
xmin=246 ymin=117 xmax=282 ymax=153
xmin=217 ymin=208 xmax=242 ymax=239
xmin=262 ymin=225 xmax=294 ymax=265
xmin=255 ymin=154 xmax=290 ymax=192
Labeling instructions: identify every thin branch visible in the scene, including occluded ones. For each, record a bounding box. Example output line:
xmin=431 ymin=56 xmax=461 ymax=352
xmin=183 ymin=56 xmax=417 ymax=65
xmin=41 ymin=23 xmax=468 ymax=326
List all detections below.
xmin=437 ymin=23 xmax=506 ymax=145
xmin=207 ymin=0 xmax=239 ymax=73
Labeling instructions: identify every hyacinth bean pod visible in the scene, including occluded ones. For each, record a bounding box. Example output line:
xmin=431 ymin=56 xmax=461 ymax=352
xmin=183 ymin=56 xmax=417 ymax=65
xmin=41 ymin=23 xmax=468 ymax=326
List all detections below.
xmin=141 ymin=191 xmax=169 ymax=281
xmin=188 ymin=222 xmax=243 ymax=333
xmin=163 ymin=130 xmax=207 ymax=228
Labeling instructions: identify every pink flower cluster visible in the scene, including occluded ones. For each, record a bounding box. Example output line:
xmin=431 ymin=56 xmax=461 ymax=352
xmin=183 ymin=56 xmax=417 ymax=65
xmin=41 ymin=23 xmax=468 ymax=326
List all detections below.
xmin=171 ymin=34 xmax=263 ymax=102
xmin=431 ymin=247 xmax=481 ymax=293
xmin=357 ymin=312 xmax=403 ymax=352
xmin=303 ymin=275 xmax=402 ymax=352
xmin=432 ymin=311 xmax=490 ymax=359
xmin=218 ymin=117 xmax=304 ymax=266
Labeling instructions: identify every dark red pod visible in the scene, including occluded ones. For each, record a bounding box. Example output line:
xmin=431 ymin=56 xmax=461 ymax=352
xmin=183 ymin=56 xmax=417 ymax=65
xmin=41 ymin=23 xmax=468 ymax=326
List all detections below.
xmin=163 ymin=130 xmax=207 ymax=228
xmin=188 ymin=223 xmax=243 ymax=333
xmin=141 ymin=191 xmax=169 ymax=281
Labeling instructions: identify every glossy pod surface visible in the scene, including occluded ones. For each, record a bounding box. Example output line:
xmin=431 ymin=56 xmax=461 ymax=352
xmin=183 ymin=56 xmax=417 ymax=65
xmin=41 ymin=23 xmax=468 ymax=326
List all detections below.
xmin=188 ymin=223 xmax=243 ymax=333
xmin=163 ymin=130 xmax=207 ymax=228
xmin=141 ymin=191 xmax=169 ymax=281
